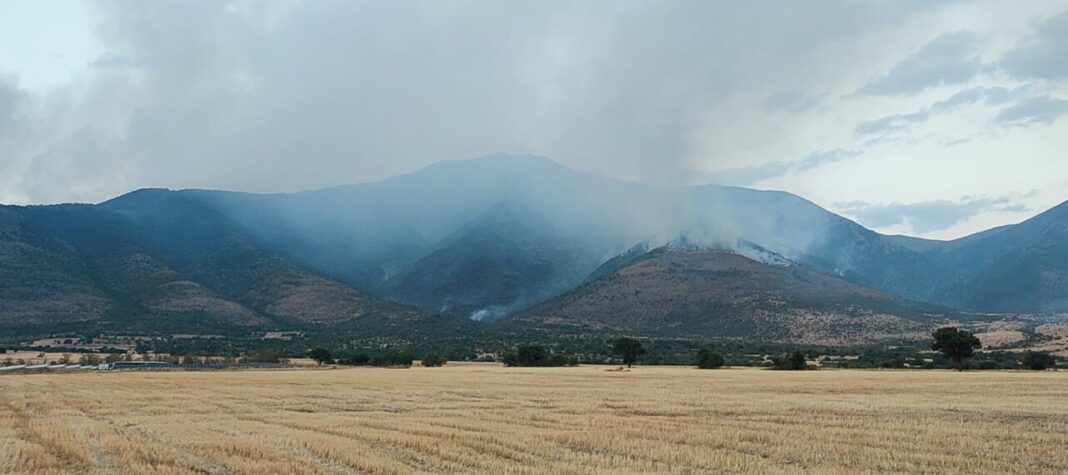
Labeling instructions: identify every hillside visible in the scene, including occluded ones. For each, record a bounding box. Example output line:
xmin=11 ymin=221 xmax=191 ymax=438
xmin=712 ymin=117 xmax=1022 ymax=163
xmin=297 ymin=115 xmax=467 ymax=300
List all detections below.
xmin=187 ymin=155 xmax=1068 ymax=314
xmin=3 ymin=155 xmax=1067 ymax=346
xmin=502 ymin=248 xmax=955 ymax=346
xmin=0 ymin=193 xmax=452 ymax=340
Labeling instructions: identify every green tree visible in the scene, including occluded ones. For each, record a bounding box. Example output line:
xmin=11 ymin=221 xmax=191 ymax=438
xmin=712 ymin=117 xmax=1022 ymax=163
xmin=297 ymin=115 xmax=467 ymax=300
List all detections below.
xmin=1022 ymin=351 xmax=1056 ymax=371
xmin=931 ymin=327 xmax=981 ymax=371
xmin=421 ymin=353 xmax=447 ymax=367
xmin=612 ymin=337 xmax=645 ymax=368
xmin=695 ymin=348 xmax=725 ymax=369
xmin=308 ymin=347 xmax=333 ymax=366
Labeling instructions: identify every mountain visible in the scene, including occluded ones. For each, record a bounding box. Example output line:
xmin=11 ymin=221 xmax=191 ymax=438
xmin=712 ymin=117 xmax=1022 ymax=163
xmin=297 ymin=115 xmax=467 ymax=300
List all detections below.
xmin=381 ymin=201 xmax=596 ymax=319
xmin=500 ymin=248 xmax=955 ymax=346
xmin=897 ymin=201 xmax=1068 ymax=312
xmin=0 ymin=191 xmax=456 ymax=340
xmin=2 ymin=154 xmax=1066 ymax=344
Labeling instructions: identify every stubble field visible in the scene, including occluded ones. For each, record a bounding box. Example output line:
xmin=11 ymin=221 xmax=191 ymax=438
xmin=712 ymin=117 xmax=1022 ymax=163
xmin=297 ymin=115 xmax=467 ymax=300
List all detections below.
xmin=1 ymin=364 xmax=1066 ymax=474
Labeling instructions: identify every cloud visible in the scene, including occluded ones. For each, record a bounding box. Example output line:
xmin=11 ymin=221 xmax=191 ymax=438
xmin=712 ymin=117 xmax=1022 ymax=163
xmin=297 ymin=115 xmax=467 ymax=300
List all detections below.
xmin=994 ymin=96 xmax=1068 ymax=126
xmin=929 ymin=88 xmax=984 ymax=112
xmin=709 ymin=148 xmax=860 ymax=185
xmin=1001 ymin=10 xmax=1068 ymax=80
xmin=859 ymin=31 xmax=982 ymax=95
xmin=855 ymin=86 xmax=1028 ymax=138
xmin=855 ymin=110 xmax=930 ymax=136
xmin=0 ymin=1 xmax=950 ymax=204
xmin=760 ymin=89 xmax=824 ymax=113
xmin=797 ymin=149 xmax=861 ymax=171
xmin=835 ymin=196 xmax=1024 ymax=234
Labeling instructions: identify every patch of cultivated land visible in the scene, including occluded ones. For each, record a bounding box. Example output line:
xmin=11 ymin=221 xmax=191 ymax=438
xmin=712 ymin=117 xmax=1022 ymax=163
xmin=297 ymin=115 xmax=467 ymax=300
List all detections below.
xmin=1 ymin=365 xmax=1066 ymax=474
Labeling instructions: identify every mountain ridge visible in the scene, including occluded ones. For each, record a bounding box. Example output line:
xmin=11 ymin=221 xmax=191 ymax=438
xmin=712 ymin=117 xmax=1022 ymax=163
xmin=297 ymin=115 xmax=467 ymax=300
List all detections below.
xmin=2 ymin=154 xmax=1067 ymax=345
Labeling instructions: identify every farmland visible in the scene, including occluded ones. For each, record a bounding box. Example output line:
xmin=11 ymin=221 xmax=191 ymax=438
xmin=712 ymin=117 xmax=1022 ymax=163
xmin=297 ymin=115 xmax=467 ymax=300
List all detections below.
xmin=1 ymin=365 xmax=1066 ymax=474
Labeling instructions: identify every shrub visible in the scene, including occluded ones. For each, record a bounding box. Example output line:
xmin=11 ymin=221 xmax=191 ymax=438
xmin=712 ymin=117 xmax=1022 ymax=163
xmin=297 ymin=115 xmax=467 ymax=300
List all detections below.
xmin=338 ymin=353 xmax=370 ymax=366
xmin=422 ymin=353 xmax=447 ymax=367
xmin=1022 ymin=351 xmax=1056 ymax=370
xmin=308 ymin=348 xmax=333 ymax=365
xmin=501 ymin=345 xmax=578 ymax=367
xmin=771 ymin=351 xmax=807 ymax=370
xmin=244 ymin=349 xmax=285 ymax=363
xmin=370 ymin=351 xmax=413 ymax=367
xmin=695 ymin=348 xmax=725 ymax=369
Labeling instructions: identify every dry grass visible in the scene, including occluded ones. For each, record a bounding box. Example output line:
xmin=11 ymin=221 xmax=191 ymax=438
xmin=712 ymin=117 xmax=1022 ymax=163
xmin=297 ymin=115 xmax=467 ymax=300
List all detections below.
xmin=1 ymin=365 xmax=1066 ymax=474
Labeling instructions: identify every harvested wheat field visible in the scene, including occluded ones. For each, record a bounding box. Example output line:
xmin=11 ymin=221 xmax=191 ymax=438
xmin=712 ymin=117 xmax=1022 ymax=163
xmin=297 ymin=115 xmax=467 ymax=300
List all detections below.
xmin=1 ymin=365 xmax=1066 ymax=474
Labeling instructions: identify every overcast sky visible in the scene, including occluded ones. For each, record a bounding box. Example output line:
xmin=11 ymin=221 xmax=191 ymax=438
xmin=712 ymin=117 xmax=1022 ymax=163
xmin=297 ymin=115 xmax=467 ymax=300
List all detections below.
xmin=1 ymin=0 xmax=1066 ymax=239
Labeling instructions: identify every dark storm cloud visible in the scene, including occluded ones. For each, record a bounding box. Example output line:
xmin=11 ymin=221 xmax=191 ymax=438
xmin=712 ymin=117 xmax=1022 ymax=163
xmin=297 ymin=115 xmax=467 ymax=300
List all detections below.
xmin=859 ymin=31 xmax=982 ymax=95
xmin=1001 ymin=10 xmax=1068 ymax=80
xmin=836 ymin=196 xmax=1023 ymax=233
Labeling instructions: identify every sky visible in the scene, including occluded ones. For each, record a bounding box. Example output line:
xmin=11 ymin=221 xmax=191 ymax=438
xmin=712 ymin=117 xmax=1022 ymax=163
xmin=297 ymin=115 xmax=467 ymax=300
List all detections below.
xmin=0 ymin=1 xmax=1066 ymax=240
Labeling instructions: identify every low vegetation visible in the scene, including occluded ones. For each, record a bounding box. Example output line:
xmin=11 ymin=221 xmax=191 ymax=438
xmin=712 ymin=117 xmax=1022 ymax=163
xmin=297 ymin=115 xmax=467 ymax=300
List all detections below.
xmin=501 ymin=345 xmax=578 ymax=367
xmin=695 ymin=348 xmax=725 ymax=369
xmin=769 ymin=350 xmax=808 ymax=370
xmin=421 ymin=353 xmax=447 ymax=367
xmin=1023 ymin=351 xmax=1057 ymax=370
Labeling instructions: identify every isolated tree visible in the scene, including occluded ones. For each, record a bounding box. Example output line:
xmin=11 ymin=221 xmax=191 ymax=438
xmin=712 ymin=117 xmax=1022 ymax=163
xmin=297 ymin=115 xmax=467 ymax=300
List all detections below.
xmin=930 ymin=327 xmax=981 ymax=371
xmin=1022 ymin=351 xmax=1056 ymax=371
xmin=695 ymin=348 xmax=725 ymax=369
xmin=612 ymin=337 xmax=645 ymax=368
xmin=308 ymin=348 xmax=333 ymax=366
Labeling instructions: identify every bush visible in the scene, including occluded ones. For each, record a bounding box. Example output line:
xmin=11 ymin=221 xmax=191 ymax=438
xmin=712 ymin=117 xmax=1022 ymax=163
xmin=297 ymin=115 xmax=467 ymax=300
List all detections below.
xmin=245 ymin=347 xmax=286 ymax=362
xmin=771 ymin=351 xmax=807 ymax=370
xmin=501 ymin=345 xmax=578 ymax=367
xmin=370 ymin=351 xmax=413 ymax=367
xmin=695 ymin=348 xmax=725 ymax=369
xmin=1022 ymin=351 xmax=1056 ymax=370
xmin=337 ymin=353 xmax=370 ymax=366
xmin=308 ymin=348 xmax=333 ymax=365
xmin=422 ymin=353 xmax=447 ymax=367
